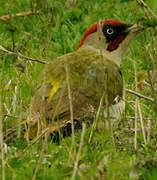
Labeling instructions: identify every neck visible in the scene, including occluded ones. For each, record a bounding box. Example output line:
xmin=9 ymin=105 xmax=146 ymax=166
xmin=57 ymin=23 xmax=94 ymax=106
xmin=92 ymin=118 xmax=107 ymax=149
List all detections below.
xmin=80 ymin=45 xmax=122 ymax=67
xmin=78 ymin=32 xmax=123 ymax=67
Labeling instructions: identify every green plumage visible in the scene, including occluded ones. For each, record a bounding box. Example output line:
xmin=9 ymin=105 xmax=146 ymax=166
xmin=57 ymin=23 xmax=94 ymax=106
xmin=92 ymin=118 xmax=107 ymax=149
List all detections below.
xmin=27 ymin=49 xmax=123 ymax=137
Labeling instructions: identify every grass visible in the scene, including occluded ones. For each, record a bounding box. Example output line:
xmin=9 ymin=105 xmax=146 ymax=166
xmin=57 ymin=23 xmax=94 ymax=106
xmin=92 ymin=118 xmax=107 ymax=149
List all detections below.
xmin=0 ymin=0 xmax=157 ymax=179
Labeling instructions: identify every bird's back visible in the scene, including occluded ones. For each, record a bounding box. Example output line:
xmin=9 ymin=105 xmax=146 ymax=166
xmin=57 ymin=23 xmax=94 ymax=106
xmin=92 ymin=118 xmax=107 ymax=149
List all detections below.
xmin=27 ymin=49 xmax=123 ymax=137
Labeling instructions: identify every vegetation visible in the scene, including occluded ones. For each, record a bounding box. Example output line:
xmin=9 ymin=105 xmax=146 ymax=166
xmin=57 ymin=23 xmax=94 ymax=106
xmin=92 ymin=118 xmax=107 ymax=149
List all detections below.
xmin=0 ymin=0 xmax=157 ymax=179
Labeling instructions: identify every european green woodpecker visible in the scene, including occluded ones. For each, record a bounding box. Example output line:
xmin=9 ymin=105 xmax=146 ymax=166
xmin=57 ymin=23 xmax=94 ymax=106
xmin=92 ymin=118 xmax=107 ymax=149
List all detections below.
xmin=27 ymin=19 xmax=144 ymax=138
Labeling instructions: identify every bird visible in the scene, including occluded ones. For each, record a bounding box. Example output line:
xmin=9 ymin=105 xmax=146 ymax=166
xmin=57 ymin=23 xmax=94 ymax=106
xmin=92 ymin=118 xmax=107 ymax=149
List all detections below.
xmin=26 ymin=19 xmax=144 ymax=139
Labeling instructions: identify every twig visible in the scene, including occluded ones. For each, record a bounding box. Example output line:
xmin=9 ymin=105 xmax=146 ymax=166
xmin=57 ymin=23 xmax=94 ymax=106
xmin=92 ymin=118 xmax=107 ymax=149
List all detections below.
xmin=136 ymin=0 xmax=157 ymax=20
xmin=143 ymin=81 xmax=157 ymax=92
xmin=126 ymin=89 xmax=155 ymax=103
xmin=3 ymin=114 xmax=18 ymax=119
xmin=72 ymin=123 xmax=86 ymax=180
xmin=9 ymin=25 xmax=15 ymax=52
xmin=0 ymin=98 xmax=5 ymax=180
xmin=0 ymin=11 xmax=40 ymax=21
xmin=0 ymin=45 xmax=46 ymax=64
xmin=65 ymin=61 xmax=75 ymax=149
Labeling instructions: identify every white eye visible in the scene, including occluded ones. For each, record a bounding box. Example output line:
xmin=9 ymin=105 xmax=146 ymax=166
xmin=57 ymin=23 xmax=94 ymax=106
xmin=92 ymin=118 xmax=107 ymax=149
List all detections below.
xmin=106 ymin=28 xmax=114 ymax=35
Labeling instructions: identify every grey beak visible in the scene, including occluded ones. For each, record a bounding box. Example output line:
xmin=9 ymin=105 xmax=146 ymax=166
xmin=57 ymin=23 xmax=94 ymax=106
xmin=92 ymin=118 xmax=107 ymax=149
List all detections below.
xmin=127 ymin=24 xmax=145 ymax=33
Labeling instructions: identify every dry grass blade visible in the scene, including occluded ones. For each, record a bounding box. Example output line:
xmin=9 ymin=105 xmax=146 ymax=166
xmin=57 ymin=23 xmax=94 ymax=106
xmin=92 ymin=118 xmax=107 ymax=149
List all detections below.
xmin=134 ymin=62 xmax=138 ymax=150
xmin=136 ymin=0 xmax=157 ymax=85
xmin=140 ymin=35 xmax=157 ymax=107
xmin=97 ymin=19 xmax=104 ymax=61
xmin=88 ymin=94 xmax=104 ymax=143
xmin=133 ymin=60 xmax=147 ymax=147
xmin=32 ymin=135 xmax=48 ymax=180
xmin=72 ymin=123 xmax=86 ymax=180
xmin=104 ymin=69 xmax=115 ymax=147
xmin=134 ymin=95 xmax=138 ymax=150
xmin=64 ymin=61 xmax=75 ymax=150
xmin=147 ymin=119 xmax=151 ymax=143
xmin=98 ymin=20 xmax=112 ymax=135
xmin=24 ymin=82 xmax=68 ymax=156
xmin=23 ymin=128 xmax=49 ymax=155
xmin=17 ymin=100 xmax=22 ymax=138
xmin=97 ymin=19 xmax=114 ymax=146
xmin=0 ymin=98 xmax=5 ymax=180
xmin=137 ymin=102 xmax=147 ymax=145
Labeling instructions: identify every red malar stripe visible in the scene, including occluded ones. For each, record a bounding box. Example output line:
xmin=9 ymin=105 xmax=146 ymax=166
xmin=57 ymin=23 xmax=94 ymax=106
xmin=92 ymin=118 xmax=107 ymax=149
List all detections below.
xmin=107 ymin=35 xmax=124 ymax=51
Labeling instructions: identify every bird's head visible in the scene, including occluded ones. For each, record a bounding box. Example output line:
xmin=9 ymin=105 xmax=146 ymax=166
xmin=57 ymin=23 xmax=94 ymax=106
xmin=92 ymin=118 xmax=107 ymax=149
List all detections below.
xmin=77 ymin=20 xmax=144 ymax=67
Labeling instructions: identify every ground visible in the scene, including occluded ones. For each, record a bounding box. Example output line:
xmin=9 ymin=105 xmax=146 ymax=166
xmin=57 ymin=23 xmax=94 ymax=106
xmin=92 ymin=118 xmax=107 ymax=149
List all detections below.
xmin=0 ymin=0 xmax=157 ymax=179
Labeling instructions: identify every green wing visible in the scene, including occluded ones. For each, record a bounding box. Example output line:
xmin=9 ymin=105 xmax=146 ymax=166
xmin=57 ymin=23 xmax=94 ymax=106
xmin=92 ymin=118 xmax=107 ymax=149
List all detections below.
xmin=45 ymin=49 xmax=123 ymax=104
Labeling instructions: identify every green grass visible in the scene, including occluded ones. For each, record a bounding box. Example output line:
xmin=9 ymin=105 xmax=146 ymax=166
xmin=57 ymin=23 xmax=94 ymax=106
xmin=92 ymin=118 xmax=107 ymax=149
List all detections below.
xmin=0 ymin=0 xmax=157 ymax=179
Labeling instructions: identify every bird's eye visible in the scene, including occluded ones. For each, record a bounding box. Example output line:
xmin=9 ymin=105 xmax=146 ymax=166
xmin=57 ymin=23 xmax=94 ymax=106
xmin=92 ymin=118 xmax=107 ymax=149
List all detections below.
xmin=106 ymin=28 xmax=114 ymax=35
